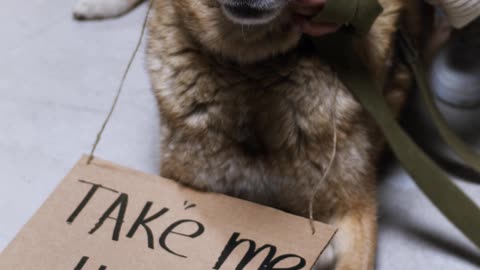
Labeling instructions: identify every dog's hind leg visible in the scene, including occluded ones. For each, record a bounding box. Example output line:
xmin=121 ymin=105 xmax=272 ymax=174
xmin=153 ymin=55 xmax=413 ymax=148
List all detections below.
xmin=73 ymin=0 xmax=144 ymax=20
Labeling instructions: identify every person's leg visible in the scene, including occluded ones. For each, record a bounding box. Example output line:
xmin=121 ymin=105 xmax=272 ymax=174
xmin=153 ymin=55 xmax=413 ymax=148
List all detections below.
xmin=431 ymin=17 xmax=480 ymax=107
xmin=427 ymin=0 xmax=480 ymax=28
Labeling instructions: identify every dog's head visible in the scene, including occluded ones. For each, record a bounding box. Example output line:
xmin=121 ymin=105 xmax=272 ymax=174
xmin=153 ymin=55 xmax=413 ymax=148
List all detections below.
xmin=172 ymin=0 xmax=302 ymax=63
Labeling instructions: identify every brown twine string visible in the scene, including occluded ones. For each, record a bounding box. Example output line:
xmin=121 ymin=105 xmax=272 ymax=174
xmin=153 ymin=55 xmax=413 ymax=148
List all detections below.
xmin=308 ymin=83 xmax=339 ymax=234
xmin=87 ymin=0 xmax=154 ymax=165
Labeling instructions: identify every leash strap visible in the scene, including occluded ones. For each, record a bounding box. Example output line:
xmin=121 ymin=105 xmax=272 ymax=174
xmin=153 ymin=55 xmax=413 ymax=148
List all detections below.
xmin=398 ymin=31 xmax=480 ymax=174
xmin=311 ymin=0 xmax=383 ymax=35
xmin=313 ymin=31 xmax=480 ymax=249
xmin=312 ymin=0 xmax=480 ymax=249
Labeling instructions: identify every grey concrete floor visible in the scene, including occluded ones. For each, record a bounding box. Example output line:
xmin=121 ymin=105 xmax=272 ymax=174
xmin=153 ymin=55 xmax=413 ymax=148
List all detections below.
xmin=0 ymin=1 xmax=479 ymax=269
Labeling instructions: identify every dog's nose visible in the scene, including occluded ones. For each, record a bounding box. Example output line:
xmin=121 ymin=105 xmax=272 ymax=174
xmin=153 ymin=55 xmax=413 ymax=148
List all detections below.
xmin=222 ymin=0 xmax=282 ymax=10
xmin=219 ymin=0 xmax=286 ymax=24
xmin=223 ymin=4 xmax=273 ymax=19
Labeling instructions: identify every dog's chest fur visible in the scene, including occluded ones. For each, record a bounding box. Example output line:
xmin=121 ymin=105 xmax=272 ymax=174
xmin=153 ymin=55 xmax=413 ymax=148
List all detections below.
xmin=149 ymin=47 xmax=378 ymax=219
xmin=147 ymin=0 xmax=413 ymax=220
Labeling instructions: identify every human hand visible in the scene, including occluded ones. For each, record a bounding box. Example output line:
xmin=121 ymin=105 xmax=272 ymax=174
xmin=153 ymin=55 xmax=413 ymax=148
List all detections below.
xmin=291 ymin=0 xmax=339 ymax=36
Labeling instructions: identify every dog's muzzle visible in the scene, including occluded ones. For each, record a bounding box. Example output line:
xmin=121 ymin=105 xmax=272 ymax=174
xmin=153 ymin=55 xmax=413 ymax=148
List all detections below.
xmin=218 ymin=0 xmax=287 ymax=25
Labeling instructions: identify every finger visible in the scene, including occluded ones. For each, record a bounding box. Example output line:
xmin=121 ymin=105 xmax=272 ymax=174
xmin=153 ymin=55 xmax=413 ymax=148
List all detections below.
xmin=300 ymin=21 xmax=339 ymax=36
xmin=292 ymin=6 xmax=320 ymax=16
xmin=292 ymin=0 xmax=326 ymax=7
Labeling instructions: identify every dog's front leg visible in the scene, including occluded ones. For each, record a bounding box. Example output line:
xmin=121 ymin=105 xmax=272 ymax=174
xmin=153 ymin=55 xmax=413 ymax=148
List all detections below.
xmin=331 ymin=198 xmax=377 ymax=270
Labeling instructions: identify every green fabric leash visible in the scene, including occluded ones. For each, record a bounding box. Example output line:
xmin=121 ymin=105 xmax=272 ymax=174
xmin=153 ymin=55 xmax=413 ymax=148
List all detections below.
xmin=312 ymin=1 xmax=480 ymax=248
xmin=400 ymin=33 xmax=480 ymax=174
xmin=311 ymin=0 xmax=383 ymax=35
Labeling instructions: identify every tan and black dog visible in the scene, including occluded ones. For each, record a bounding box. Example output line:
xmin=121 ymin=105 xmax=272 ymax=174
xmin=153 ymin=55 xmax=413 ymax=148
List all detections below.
xmin=74 ymin=0 xmax=425 ymax=269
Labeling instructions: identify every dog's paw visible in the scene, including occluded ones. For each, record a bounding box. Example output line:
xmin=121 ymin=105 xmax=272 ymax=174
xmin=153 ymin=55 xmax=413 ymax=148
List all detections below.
xmin=73 ymin=0 xmax=141 ymax=20
xmin=313 ymin=245 xmax=336 ymax=270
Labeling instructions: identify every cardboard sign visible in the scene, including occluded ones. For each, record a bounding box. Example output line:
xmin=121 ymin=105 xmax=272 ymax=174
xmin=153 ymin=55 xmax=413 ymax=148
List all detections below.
xmin=0 ymin=156 xmax=335 ymax=270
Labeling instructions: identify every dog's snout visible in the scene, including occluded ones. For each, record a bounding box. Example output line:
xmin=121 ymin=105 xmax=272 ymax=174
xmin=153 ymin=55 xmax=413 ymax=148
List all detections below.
xmin=224 ymin=5 xmax=273 ymax=19
xmin=218 ymin=0 xmax=287 ymax=25
xmin=222 ymin=0 xmax=284 ymax=10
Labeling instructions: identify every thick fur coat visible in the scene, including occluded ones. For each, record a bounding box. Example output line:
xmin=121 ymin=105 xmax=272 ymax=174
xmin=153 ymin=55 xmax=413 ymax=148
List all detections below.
xmin=57 ymin=0 xmax=423 ymax=269
xmin=145 ymin=0 xmax=423 ymax=269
